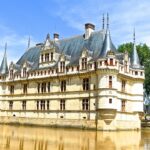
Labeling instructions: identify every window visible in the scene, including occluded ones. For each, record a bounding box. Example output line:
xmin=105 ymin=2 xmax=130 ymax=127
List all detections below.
xmin=41 ymin=82 xmax=46 ymax=93
xmin=141 ymin=72 xmax=143 ymax=76
xmin=109 ymin=76 xmax=112 ymax=88
xmin=47 ymin=100 xmax=50 ymax=110
xmin=121 ymin=80 xmax=126 ymax=92
xmin=94 ymin=62 xmax=97 ymax=70
xmin=100 ymin=61 xmax=102 ymax=66
xmin=40 ymin=100 xmax=45 ymax=110
xmin=81 ymin=58 xmax=87 ymax=70
xmin=37 ymin=101 xmax=39 ymax=110
xmin=41 ymin=54 xmax=43 ymax=62
xmin=109 ymin=98 xmax=112 ymax=104
xmin=66 ymin=67 xmax=69 ymax=72
xmin=72 ymin=67 xmax=74 ymax=71
xmin=61 ymin=80 xmax=66 ymax=92
xmin=38 ymin=83 xmax=40 ymax=93
xmin=23 ymin=68 xmax=27 ymax=78
xmin=10 ymin=85 xmax=14 ymax=94
xmin=9 ymin=101 xmax=13 ymax=110
xmin=89 ymin=64 xmax=92 ymax=69
xmin=45 ymin=53 xmax=49 ymax=62
xmin=60 ymin=61 xmax=65 ymax=72
xmin=51 ymin=52 xmax=53 ymax=61
xmin=105 ymin=60 xmax=107 ymax=66
xmin=135 ymin=71 xmax=138 ymax=75
xmin=82 ymin=99 xmax=89 ymax=111
xmin=60 ymin=99 xmax=65 ymax=110
xmin=121 ymin=100 xmax=126 ymax=112
xmin=22 ymin=101 xmax=26 ymax=110
xmin=47 ymin=82 xmax=50 ymax=92
xmin=110 ymin=58 xmax=113 ymax=66
xmin=23 ymin=84 xmax=28 ymax=94
xmin=83 ymin=78 xmax=89 ymax=91
xmin=10 ymin=70 xmax=14 ymax=79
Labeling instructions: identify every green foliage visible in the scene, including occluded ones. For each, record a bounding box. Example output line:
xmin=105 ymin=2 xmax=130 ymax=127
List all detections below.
xmin=118 ymin=43 xmax=150 ymax=94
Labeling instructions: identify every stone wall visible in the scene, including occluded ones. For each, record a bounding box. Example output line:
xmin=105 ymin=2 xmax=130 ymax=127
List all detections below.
xmin=0 ymin=112 xmax=141 ymax=131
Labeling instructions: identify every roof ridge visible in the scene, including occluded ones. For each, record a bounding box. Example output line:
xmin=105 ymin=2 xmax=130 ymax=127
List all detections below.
xmin=58 ymin=30 xmax=104 ymax=42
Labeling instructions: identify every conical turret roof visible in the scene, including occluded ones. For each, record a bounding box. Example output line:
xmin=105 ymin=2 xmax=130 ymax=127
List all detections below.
xmin=99 ymin=14 xmax=116 ymax=58
xmin=0 ymin=43 xmax=8 ymax=75
xmin=130 ymin=30 xmax=141 ymax=69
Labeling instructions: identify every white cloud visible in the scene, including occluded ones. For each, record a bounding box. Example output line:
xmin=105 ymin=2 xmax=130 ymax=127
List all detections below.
xmin=51 ymin=0 xmax=150 ymax=46
xmin=0 ymin=24 xmax=37 ymax=64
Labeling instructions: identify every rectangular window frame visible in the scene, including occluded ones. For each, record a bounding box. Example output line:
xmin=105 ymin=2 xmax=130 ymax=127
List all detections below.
xmin=22 ymin=100 xmax=26 ymax=110
xmin=121 ymin=100 xmax=126 ymax=112
xmin=61 ymin=80 xmax=66 ymax=92
xmin=10 ymin=85 xmax=14 ymax=94
xmin=109 ymin=76 xmax=112 ymax=88
xmin=83 ymin=78 xmax=89 ymax=91
xmin=60 ymin=99 xmax=65 ymax=111
xmin=9 ymin=101 xmax=13 ymax=110
xmin=82 ymin=99 xmax=89 ymax=111
xmin=81 ymin=57 xmax=87 ymax=70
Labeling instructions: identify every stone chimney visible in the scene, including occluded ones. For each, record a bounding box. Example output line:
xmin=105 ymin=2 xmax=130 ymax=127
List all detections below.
xmin=53 ymin=33 xmax=59 ymax=41
xmin=85 ymin=23 xmax=95 ymax=39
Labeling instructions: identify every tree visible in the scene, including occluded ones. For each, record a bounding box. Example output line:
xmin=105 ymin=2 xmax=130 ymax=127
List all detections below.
xmin=118 ymin=43 xmax=150 ymax=94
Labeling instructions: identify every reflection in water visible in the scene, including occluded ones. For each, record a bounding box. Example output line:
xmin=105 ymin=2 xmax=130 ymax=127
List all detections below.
xmin=0 ymin=125 xmax=149 ymax=150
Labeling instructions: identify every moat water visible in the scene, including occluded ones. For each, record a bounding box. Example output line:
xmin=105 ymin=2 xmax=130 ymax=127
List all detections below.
xmin=0 ymin=125 xmax=150 ymax=150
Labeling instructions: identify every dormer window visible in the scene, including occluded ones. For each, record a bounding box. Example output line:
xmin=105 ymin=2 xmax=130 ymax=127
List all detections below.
xmin=45 ymin=53 xmax=49 ymax=62
xmin=82 ymin=58 xmax=87 ymax=70
xmin=10 ymin=69 xmax=14 ymax=79
xmin=60 ymin=61 xmax=65 ymax=72
xmin=23 ymin=68 xmax=27 ymax=78
xmin=110 ymin=58 xmax=113 ymax=66
xmin=51 ymin=52 xmax=53 ymax=61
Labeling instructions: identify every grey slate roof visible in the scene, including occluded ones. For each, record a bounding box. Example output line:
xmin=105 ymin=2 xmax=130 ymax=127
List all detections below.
xmin=0 ymin=49 xmax=8 ymax=75
xmin=16 ymin=30 xmax=106 ymax=69
xmin=17 ymin=46 xmax=41 ymax=66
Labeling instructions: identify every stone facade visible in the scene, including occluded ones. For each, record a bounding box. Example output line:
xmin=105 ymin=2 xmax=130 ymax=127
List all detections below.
xmin=0 ymin=15 xmax=144 ymax=130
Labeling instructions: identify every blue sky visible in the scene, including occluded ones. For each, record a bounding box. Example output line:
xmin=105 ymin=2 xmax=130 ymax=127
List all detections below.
xmin=0 ymin=0 xmax=150 ymax=63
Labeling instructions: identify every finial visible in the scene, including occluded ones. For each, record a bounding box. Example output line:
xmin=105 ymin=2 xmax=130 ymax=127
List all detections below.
xmin=46 ymin=33 xmax=50 ymax=40
xmin=4 ymin=42 xmax=7 ymax=53
xmin=28 ymin=36 xmax=30 ymax=49
xmin=107 ymin=13 xmax=109 ymax=29
xmin=102 ymin=13 xmax=105 ymax=29
xmin=133 ymin=28 xmax=135 ymax=43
